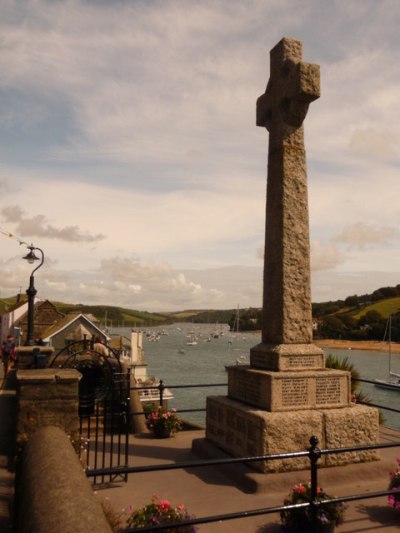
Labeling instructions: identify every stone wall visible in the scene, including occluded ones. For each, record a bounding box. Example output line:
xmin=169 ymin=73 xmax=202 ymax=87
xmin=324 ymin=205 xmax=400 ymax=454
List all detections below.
xmin=16 ymin=426 xmax=112 ymax=533
xmin=16 ymin=369 xmax=81 ymax=450
xmin=16 ymin=345 xmax=54 ymax=369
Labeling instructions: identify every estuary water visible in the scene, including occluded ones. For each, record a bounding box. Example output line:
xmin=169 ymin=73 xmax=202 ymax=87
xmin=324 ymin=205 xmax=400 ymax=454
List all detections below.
xmin=111 ymin=323 xmax=400 ymax=430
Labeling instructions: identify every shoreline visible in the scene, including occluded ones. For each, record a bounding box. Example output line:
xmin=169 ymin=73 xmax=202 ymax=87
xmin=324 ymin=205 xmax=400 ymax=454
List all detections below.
xmin=314 ymin=338 xmax=400 ymax=354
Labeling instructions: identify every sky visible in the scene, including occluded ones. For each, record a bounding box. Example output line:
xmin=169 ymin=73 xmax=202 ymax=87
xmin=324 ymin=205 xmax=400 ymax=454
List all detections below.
xmin=1 ymin=0 xmax=400 ymax=312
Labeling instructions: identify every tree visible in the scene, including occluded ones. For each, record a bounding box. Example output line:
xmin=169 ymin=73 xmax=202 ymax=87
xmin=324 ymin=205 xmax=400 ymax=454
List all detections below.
xmin=319 ymin=316 xmax=344 ymax=339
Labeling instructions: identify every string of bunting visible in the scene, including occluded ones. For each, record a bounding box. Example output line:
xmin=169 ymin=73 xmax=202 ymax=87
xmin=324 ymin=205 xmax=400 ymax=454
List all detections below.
xmin=0 ymin=226 xmax=29 ymax=247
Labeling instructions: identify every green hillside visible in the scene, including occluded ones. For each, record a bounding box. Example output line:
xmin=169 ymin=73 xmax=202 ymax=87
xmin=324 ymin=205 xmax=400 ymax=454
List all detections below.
xmin=313 ymin=285 xmax=400 ymax=342
xmin=53 ymin=303 xmax=171 ymax=328
xmin=0 ymin=295 xmax=24 ymax=314
xmin=350 ymin=297 xmax=400 ymax=320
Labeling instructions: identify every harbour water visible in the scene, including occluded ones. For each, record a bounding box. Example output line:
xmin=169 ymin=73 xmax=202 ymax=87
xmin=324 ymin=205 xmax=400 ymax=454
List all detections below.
xmin=111 ymin=323 xmax=400 ymax=430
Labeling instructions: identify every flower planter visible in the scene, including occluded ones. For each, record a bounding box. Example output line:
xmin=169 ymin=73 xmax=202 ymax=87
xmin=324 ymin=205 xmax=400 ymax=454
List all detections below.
xmin=280 ymin=482 xmax=345 ymax=533
xmin=127 ymin=494 xmax=197 ymax=532
xmin=153 ymin=426 xmax=172 ymax=439
xmin=145 ymin=407 xmax=182 ymax=437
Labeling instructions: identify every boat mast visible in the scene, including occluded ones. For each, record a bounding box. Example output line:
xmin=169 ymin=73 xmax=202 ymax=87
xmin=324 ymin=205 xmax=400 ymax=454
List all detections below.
xmin=388 ymin=314 xmax=400 ymax=378
xmin=389 ymin=314 xmax=392 ymax=375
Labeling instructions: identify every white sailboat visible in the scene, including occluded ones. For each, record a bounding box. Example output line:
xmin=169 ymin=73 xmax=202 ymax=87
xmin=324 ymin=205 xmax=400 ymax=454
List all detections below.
xmin=226 ymin=305 xmax=249 ymax=367
xmin=374 ymin=315 xmax=400 ymax=391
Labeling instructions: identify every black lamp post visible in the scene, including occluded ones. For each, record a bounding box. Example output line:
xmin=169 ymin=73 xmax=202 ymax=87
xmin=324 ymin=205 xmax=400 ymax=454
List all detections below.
xmin=23 ymin=244 xmax=44 ymax=346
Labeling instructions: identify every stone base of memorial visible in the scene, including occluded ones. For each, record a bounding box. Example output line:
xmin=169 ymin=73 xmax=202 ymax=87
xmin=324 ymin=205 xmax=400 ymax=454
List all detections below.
xmin=205 ymin=396 xmax=379 ymax=473
xmin=250 ymin=342 xmax=325 ymax=371
xmin=227 ymin=366 xmax=350 ymax=411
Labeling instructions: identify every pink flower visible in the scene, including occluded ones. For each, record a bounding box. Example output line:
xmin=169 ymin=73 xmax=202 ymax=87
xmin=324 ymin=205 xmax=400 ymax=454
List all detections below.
xmin=294 ymin=483 xmax=306 ymax=494
xmin=158 ymin=499 xmax=171 ymax=511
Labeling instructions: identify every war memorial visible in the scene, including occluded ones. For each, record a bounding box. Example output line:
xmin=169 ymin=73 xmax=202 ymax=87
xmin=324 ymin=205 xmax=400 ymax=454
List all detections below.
xmin=1 ymin=37 xmax=399 ymax=533
xmin=204 ymin=37 xmax=379 ymax=472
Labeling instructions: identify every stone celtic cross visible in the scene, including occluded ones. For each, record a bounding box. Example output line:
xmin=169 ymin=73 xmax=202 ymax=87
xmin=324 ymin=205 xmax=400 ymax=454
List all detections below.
xmin=257 ymin=38 xmax=320 ymax=148
xmin=253 ymin=37 xmax=320 ymax=362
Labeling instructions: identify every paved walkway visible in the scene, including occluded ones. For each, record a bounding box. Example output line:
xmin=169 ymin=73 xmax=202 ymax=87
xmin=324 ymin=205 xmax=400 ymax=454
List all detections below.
xmin=0 ymin=369 xmax=16 ymax=533
xmin=98 ymin=427 xmax=400 ymax=532
xmin=0 ymin=371 xmax=399 ymax=532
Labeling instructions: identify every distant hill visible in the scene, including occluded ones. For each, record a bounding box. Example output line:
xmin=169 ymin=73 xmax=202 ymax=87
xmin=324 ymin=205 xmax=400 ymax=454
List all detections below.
xmin=53 ymin=303 xmax=172 ymax=328
xmin=2 ymin=283 xmax=400 ymax=339
xmin=312 ymin=285 xmax=400 ymax=342
xmin=0 ymin=295 xmax=172 ymax=328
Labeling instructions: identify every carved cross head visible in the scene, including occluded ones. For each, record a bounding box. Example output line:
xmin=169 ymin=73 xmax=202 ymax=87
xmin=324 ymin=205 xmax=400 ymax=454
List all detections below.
xmin=257 ymin=38 xmax=320 ymax=140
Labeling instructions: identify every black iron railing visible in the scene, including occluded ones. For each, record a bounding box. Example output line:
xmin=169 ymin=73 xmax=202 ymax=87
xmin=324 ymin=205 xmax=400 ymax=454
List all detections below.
xmin=84 ymin=376 xmax=400 ymax=530
xmin=131 ymin=378 xmax=400 ymax=421
xmin=86 ymin=436 xmax=400 ymax=532
xmin=80 ymin=375 xmax=130 ymax=485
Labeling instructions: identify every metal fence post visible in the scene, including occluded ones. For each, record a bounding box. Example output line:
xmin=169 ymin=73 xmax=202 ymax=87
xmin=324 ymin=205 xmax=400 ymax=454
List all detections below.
xmin=308 ymin=435 xmax=321 ymax=533
xmin=159 ymin=379 xmax=165 ymax=407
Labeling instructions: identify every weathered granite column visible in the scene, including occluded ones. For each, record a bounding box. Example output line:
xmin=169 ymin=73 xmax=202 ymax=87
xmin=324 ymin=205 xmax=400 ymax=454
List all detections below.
xmin=202 ymin=38 xmax=379 ymax=472
xmin=250 ymin=36 xmax=323 ymax=370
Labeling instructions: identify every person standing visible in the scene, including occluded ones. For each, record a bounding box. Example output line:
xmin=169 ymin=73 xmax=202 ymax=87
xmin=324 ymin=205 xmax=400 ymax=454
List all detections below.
xmin=1 ymin=335 xmax=16 ymax=379
xmin=93 ymin=336 xmax=110 ymax=365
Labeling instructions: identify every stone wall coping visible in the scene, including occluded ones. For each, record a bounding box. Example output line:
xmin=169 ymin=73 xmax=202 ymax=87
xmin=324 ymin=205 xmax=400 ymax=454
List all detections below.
xmin=16 ymin=346 xmax=54 ymax=355
xmin=17 ymin=368 xmax=82 ymax=383
xmin=17 ymin=425 xmax=112 ymax=533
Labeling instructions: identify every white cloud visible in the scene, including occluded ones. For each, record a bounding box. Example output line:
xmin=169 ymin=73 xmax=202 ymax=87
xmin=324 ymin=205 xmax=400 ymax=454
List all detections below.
xmin=310 ymin=241 xmax=344 ymax=271
xmin=334 ymin=223 xmax=397 ymax=250
xmin=1 ymin=205 xmax=105 ymax=243
xmin=349 ymin=128 xmax=398 ymax=161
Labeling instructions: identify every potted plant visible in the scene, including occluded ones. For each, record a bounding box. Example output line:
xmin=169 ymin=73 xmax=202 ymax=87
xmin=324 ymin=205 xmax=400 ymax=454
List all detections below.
xmin=280 ymin=482 xmax=346 ymax=533
xmin=388 ymin=456 xmax=400 ymax=509
xmin=145 ymin=406 xmax=182 ymax=438
xmin=126 ymin=494 xmax=197 ymax=532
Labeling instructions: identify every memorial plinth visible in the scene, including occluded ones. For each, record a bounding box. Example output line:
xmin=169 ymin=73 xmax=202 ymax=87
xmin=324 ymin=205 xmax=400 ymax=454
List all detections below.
xmin=206 ymin=396 xmax=379 ymax=473
xmin=227 ymin=366 xmax=350 ymax=411
xmin=250 ymin=342 xmax=324 ymax=371
xmin=200 ymin=37 xmax=379 ymax=473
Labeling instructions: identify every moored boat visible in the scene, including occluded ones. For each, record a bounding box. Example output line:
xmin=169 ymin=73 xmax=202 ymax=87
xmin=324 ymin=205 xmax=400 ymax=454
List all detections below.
xmin=373 ymin=315 xmax=400 ymax=392
xmin=374 ymin=378 xmax=400 ymax=391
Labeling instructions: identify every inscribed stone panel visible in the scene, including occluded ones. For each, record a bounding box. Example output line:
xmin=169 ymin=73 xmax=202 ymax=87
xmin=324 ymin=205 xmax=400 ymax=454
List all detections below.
xmin=281 ymin=378 xmax=309 ymax=407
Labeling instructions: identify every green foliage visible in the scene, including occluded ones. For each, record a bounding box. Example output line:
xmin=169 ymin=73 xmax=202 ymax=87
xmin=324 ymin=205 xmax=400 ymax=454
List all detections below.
xmin=325 ymin=354 xmax=360 ymax=393
xmin=228 ymin=307 xmax=262 ymax=331
xmin=319 ymin=316 xmax=345 ymax=339
xmin=325 ymin=354 xmax=385 ymax=424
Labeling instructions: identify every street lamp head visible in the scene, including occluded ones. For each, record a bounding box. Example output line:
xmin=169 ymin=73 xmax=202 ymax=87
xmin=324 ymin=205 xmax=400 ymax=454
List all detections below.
xmin=23 ymin=245 xmax=41 ymax=264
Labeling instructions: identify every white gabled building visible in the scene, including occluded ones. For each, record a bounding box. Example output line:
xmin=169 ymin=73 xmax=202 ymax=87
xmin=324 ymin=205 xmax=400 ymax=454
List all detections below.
xmin=0 ymin=297 xmax=41 ymax=344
